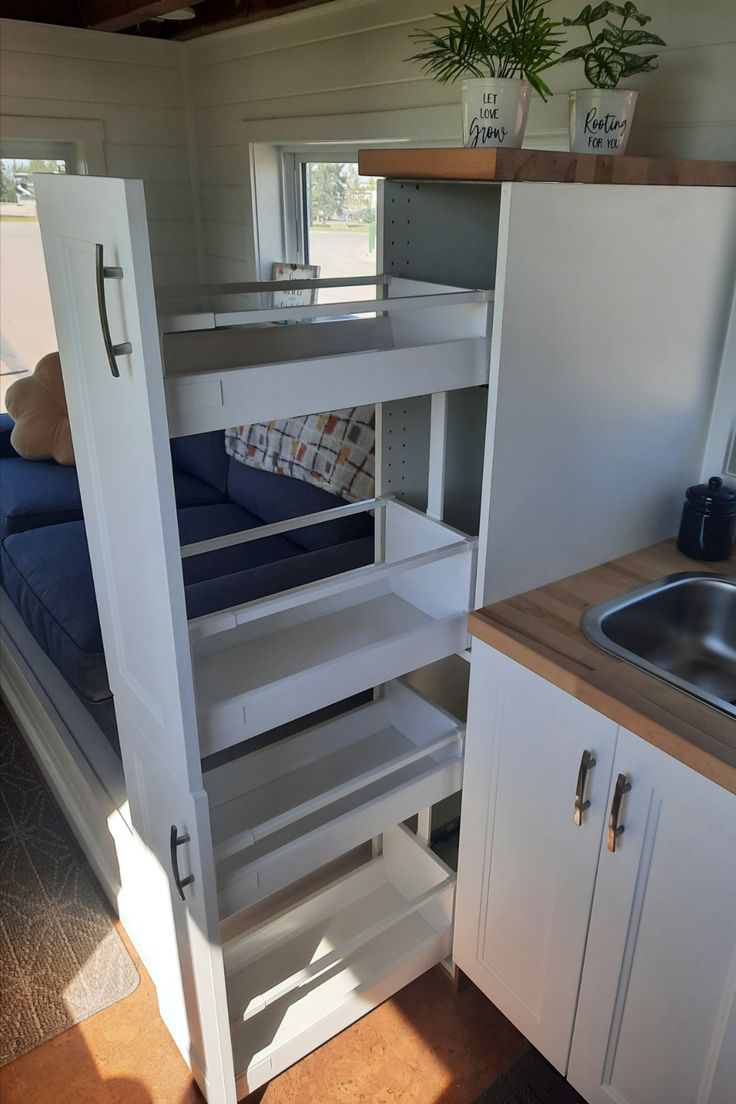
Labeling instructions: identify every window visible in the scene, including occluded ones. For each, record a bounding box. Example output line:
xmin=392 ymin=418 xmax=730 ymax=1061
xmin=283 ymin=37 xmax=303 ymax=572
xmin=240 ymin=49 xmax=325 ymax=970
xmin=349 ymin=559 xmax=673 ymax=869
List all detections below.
xmin=0 ymin=142 xmax=73 ymax=412
xmin=297 ymin=159 xmax=378 ymax=305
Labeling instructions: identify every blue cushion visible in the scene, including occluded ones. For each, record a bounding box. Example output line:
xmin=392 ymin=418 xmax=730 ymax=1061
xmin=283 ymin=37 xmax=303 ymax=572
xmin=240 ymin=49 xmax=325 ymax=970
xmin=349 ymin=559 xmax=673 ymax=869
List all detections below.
xmin=173 ymin=470 xmax=227 ymax=508
xmin=184 ymin=536 xmax=374 ymax=620
xmin=0 ymin=413 xmax=16 ymax=459
xmin=0 ymin=458 xmax=84 ymax=538
xmin=1 ymin=522 xmax=109 ymax=702
xmin=178 ymin=503 xmax=301 ymax=585
xmin=226 ymin=461 xmax=373 ymax=552
xmin=1 ymin=516 xmax=372 ymax=703
xmin=171 ymin=431 xmax=229 ymax=494
xmin=0 ymin=450 xmax=225 ymax=539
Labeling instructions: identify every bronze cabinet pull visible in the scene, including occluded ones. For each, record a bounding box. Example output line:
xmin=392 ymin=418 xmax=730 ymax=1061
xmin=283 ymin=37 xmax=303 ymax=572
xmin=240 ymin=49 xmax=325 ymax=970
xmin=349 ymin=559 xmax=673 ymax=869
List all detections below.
xmin=95 ymin=242 xmax=132 ymax=378
xmin=574 ymin=749 xmax=597 ymax=827
xmin=608 ymin=773 xmax=632 ymax=853
xmin=169 ymin=825 xmax=195 ymax=901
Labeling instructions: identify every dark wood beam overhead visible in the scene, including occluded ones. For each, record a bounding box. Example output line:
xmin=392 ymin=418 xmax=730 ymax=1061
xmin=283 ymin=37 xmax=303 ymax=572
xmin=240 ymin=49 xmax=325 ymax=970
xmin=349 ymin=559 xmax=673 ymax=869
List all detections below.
xmin=79 ymin=0 xmax=206 ymax=32
xmin=0 ymin=0 xmax=84 ymax=28
xmin=0 ymin=0 xmax=342 ymax=37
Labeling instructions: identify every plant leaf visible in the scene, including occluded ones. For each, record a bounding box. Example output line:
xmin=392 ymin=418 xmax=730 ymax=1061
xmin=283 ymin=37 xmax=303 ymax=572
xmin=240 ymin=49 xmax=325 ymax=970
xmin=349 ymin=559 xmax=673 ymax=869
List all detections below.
xmin=584 ymin=46 xmax=625 ymax=87
xmin=587 ymin=2 xmax=616 ymax=21
xmin=560 ymin=42 xmax=595 ymax=61
xmin=617 ymin=27 xmax=665 ymax=46
xmin=620 ymin=51 xmax=658 ymax=75
xmin=562 ymin=5 xmax=593 ymax=27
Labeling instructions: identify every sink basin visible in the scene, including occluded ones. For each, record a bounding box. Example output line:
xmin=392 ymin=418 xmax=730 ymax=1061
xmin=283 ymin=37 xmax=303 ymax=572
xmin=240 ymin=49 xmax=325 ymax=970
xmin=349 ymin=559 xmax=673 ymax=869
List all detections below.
xmin=582 ymin=572 xmax=736 ymax=719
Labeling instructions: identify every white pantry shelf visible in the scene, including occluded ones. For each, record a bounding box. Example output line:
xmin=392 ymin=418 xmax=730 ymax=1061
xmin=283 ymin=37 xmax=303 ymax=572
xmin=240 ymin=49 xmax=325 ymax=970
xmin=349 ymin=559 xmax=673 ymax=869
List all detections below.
xmin=160 ymin=276 xmax=491 ymax=435
xmin=205 ymin=681 xmax=463 ymax=916
xmin=190 ymin=501 xmax=476 ymax=755
xmin=226 ymin=825 xmax=454 ymax=1095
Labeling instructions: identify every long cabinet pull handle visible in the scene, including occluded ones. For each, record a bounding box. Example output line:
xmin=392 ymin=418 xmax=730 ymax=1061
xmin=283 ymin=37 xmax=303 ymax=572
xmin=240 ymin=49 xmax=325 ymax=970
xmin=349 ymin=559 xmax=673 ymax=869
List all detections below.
xmin=95 ymin=243 xmax=132 ymax=378
xmin=573 ymin=748 xmax=597 ymax=826
xmin=169 ymin=825 xmax=195 ymax=901
xmin=608 ymin=773 xmax=632 ymax=853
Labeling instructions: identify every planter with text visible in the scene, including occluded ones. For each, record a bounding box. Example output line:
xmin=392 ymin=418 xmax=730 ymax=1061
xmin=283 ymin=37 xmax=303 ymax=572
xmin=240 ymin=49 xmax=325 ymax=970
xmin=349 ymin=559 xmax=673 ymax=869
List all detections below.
xmin=569 ymin=88 xmax=637 ymax=154
xmin=409 ymin=0 xmax=562 ymax=150
xmin=561 ymin=2 xmax=665 ymax=158
xmin=462 ymin=78 xmax=531 ymax=148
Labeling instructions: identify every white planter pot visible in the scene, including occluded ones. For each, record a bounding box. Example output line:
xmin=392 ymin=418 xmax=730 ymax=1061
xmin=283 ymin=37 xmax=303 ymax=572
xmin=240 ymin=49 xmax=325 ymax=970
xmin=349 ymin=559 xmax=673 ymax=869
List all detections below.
xmin=569 ymin=88 xmax=638 ymax=156
xmin=461 ymin=78 xmax=531 ymax=149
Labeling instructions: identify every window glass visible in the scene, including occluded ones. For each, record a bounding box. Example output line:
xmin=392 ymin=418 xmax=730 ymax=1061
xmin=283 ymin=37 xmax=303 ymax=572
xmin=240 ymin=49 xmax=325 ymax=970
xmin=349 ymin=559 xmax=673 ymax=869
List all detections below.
xmin=1 ymin=156 xmax=67 ymax=412
xmin=303 ymin=162 xmax=378 ymax=305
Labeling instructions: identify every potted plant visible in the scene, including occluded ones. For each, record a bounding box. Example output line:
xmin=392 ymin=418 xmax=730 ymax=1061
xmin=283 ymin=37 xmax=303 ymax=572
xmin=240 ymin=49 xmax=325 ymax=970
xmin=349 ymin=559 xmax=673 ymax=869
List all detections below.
xmin=560 ymin=2 xmax=666 ymax=155
xmin=409 ymin=0 xmax=563 ymax=149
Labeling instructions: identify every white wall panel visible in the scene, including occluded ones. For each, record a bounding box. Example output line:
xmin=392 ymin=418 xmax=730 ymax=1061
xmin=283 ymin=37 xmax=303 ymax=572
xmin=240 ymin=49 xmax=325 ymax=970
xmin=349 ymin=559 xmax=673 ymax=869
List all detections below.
xmin=181 ymin=0 xmax=736 ymax=285
xmin=0 ymin=18 xmax=198 ymax=287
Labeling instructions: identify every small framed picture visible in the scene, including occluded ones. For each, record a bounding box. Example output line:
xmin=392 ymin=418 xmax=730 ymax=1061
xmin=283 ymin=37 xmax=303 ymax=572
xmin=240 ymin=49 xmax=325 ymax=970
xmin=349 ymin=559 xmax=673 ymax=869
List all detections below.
xmin=271 ymin=262 xmax=321 ymax=308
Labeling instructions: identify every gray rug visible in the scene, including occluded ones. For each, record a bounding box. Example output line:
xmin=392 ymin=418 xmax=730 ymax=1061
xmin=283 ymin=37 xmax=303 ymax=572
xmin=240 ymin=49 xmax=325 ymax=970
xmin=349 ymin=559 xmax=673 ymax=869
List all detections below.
xmin=475 ymin=1049 xmax=587 ymax=1104
xmin=0 ymin=700 xmax=139 ymax=1065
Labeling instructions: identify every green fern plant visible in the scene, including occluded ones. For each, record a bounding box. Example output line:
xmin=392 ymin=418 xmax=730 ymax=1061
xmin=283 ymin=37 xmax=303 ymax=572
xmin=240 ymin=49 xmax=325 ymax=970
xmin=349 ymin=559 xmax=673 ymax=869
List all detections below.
xmin=560 ymin=2 xmax=665 ymax=89
xmin=408 ymin=0 xmax=564 ymax=100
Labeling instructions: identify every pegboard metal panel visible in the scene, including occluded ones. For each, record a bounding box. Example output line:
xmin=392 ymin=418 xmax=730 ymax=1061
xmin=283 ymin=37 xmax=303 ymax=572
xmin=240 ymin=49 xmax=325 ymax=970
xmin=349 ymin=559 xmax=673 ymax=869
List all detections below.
xmin=379 ymin=396 xmax=431 ymax=511
xmin=383 ymin=180 xmax=502 ymax=290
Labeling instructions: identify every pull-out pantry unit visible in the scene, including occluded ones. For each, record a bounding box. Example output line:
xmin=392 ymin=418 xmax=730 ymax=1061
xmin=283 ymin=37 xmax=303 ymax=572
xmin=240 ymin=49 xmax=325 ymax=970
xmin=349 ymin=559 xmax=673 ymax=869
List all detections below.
xmin=25 ymin=159 xmax=735 ymax=1103
xmin=32 ymin=172 xmax=494 ymax=1103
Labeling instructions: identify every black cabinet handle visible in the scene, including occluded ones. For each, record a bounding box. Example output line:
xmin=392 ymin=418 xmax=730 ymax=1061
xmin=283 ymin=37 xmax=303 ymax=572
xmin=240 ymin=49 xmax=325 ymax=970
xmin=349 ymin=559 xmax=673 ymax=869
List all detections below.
xmin=95 ymin=242 xmax=132 ymax=378
xmin=169 ymin=825 xmax=195 ymax=901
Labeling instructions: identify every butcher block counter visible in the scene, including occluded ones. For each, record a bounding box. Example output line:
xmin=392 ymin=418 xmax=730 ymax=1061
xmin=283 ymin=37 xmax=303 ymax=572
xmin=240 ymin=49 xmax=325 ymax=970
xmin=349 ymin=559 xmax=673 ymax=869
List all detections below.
xmin=469 ymin=540 xmax=736 ymax=794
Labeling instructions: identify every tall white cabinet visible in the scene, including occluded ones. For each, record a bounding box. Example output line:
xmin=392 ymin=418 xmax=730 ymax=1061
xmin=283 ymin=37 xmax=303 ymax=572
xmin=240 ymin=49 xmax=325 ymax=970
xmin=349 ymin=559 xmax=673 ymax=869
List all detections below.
xmin=35 ymin=173 xmax=486 ymax=1102
xmin=31 ymin=164 xmax=736 ymax=1102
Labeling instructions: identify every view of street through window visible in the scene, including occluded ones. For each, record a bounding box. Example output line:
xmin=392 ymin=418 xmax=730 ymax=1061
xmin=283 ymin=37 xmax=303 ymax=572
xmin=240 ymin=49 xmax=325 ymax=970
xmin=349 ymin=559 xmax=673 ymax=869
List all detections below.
xmin=0 ymin=158 xmax=65 ymax=412
xmin=304 ymin=162 xmax=378 ymax=305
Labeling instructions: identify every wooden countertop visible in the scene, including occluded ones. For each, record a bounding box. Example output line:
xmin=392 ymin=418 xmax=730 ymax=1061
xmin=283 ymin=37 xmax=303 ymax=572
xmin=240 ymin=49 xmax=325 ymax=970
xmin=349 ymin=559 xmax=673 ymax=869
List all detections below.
xmin=358 ymin=148 xmax=736 ymax=187
xmin=469 ymin=541 xmax=736 ymax=794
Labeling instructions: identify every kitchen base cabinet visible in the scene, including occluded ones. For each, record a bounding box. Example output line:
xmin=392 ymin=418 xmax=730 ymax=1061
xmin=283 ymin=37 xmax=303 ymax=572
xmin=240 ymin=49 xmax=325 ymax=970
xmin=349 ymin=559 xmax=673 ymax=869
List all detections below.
xmin=453 ymin=642 xmax=617 ymax=1073
xmin=457 ymin=642 xmax=736 ymax=1104
xmin=568 ymin=726 xmax=736 ymax=1104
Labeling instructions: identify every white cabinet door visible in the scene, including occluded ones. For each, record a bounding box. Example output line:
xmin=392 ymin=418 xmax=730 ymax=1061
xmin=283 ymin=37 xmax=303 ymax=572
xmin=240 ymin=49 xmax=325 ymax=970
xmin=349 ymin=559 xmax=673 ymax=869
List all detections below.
xmin=569 ymin=727 xmax=736 ymax=1104
xmin=454 ymin=642 xmax=617 ymax=1072
xmin=35 ymin=175 xmax=236 ymax=1104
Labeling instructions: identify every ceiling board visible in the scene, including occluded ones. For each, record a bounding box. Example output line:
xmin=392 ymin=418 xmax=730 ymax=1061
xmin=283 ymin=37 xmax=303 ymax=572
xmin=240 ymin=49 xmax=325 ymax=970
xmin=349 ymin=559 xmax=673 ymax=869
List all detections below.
xmin=0 ymin=0 xmax=343 ymax=38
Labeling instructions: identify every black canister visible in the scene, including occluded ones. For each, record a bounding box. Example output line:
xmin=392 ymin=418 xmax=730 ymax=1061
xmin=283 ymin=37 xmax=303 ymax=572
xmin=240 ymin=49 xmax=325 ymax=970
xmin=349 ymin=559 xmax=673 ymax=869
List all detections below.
xmin=677 ymin=476 xmax=736 ymax=561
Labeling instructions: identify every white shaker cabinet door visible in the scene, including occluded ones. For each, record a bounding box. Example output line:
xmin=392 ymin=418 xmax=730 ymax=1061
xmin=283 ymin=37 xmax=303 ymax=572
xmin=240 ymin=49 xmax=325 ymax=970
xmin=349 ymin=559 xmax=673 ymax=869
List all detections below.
xmin=569 ymin=726 xmax=736 ymax=1104
xmin=454 ymin=642 xmax=617 ymax=1072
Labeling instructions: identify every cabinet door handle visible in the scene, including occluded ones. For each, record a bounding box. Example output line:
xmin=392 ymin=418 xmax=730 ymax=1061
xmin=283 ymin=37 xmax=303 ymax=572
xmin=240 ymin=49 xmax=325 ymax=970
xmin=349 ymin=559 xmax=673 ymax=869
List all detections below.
xmin=169 ymin=825 xmax=195 ymax=901
xmin=573 ymin=749 xmax=597 ymax=826
xmin=608 ymin=773 xmax=631 ymax=853
xmin=95 ymin=242 xmax=132 ymax=378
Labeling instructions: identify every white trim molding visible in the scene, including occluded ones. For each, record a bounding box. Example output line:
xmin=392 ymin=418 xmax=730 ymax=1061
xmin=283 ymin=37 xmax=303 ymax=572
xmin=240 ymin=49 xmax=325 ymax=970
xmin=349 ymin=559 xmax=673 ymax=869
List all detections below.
xmin=0 ymin=114 xmax=107 ymax=175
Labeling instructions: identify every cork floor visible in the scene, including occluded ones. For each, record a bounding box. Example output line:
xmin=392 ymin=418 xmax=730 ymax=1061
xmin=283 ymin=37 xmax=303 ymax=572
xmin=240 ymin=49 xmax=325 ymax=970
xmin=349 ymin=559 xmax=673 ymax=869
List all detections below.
xmin=1 ymin=924 xmax=528 ymax=1104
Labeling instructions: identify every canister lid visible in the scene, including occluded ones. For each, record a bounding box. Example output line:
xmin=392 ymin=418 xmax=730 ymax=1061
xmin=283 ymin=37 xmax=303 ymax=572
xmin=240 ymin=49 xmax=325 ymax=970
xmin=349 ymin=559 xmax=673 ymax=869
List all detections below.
xmin=685 ymin=476 xmax=736 ymax=515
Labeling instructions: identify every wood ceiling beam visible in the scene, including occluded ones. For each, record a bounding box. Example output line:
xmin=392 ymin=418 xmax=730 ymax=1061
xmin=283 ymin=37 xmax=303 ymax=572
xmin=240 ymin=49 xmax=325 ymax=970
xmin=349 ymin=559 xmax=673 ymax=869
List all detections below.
xmin=79 ymin=0 xmax=206 ymax=32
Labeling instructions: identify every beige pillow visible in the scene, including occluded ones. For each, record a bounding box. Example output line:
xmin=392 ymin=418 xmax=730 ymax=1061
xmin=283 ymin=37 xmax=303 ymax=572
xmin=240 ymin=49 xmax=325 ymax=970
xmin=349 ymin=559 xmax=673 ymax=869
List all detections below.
xmin=5 ymin=352 xmax=75 ymax=466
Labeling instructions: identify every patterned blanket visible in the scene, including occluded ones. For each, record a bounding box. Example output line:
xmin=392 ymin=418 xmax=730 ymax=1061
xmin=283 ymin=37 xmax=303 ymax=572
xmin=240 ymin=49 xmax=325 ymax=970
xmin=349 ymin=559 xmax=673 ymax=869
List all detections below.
xmin=226 ymin=406 xmax=375 ymax=503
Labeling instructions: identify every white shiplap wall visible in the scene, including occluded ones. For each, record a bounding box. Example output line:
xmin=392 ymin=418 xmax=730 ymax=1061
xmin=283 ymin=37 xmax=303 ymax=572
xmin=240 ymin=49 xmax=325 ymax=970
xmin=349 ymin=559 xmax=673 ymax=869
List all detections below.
xmin=183 ymin=0 xmax=736 ymax=282
xmin=0 ymin=19 xmax=200 ymax=287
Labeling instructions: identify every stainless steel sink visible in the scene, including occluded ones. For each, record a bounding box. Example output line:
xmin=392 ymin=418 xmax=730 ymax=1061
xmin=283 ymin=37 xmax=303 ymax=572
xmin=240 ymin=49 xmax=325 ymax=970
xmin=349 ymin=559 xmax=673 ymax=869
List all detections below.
xmin=582 ymin=572 xmax=736 ymax=719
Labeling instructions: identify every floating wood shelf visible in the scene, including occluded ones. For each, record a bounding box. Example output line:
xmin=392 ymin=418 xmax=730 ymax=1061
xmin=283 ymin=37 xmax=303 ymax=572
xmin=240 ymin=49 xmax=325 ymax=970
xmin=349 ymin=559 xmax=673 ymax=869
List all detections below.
xmin=358 ymin=147 xmax=736 ymax=187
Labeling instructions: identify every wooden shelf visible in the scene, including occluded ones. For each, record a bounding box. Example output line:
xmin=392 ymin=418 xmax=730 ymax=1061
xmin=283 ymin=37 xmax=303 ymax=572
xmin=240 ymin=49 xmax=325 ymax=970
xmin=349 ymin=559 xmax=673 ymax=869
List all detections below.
xmin=358 ymin=147 xmax=736 ymax=188
xmin=205 ymin=682 xmax=463 ymax=916
xmin=226 ymin=825 xmax=454 ymax=1094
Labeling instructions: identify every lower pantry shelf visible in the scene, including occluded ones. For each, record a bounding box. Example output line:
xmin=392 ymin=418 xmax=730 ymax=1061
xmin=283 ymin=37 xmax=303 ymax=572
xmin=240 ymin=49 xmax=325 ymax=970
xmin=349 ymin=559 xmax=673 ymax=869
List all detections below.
xmin=224 ymin=824 xmax=454 ymax=1095
xmin=204 ymin=681 xmax=464 ymax=918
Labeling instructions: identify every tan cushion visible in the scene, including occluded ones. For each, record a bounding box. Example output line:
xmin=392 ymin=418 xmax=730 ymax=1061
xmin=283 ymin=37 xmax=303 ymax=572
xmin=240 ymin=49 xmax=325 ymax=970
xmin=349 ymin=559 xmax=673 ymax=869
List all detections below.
xmin=5 ymin=352 xmax=75 ymax=467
